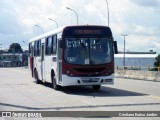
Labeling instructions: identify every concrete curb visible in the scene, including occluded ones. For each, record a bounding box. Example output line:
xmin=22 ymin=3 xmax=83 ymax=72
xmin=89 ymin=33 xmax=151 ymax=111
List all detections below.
xmin=115 ymin=70 xmax=160 ymax=82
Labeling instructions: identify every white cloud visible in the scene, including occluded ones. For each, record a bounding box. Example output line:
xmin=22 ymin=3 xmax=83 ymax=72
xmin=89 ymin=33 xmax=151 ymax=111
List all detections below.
xmin=0 ymin=0 xmax=160 ymax=53
xmin=130 ymin=0 xmax=160 ymax=8
xmin=0 ymin=9 xmax=23 ymax=34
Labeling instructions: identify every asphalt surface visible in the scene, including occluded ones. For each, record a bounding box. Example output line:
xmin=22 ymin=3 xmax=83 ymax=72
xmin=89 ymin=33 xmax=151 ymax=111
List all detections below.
xmin=0 ymin=68 xmax=160 ymax=120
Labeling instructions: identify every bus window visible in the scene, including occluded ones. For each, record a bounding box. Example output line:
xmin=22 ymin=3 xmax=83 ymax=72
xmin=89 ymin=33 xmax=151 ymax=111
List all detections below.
xmin=41 ymin=44 xmax=44 ymax=61
xmin=29 ymin=43 xmax=31 ymax=56
xmin=52 ymin=35 xmax=57 ymax=54
xmin=64 ymin=38 xmax=113 ymax=65
xmin=31 ymin=46 xmax=34 ymax=57
xmin=37 ymin=40 xmax=41 ymax=56
xmin=29 ymin=43 xmax=32 ymax=57
xmin=34 ymin=42 xmax=37 ymax=56
xmin=46 ymin=36 xmax=52 ymax=55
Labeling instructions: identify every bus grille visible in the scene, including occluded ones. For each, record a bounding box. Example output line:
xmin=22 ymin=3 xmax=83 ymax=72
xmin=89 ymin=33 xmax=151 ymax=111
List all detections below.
xmin=74 ymin=68 xmax=105 ymax=73
xmin=74 ymin=67 xmax=106 ymax=77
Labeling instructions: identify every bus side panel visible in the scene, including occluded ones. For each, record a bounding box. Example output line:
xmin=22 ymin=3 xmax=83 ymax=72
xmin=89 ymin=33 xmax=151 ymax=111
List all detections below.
xmin=44 ymin=56 xmax=53 ymax=83
xmin=51 ymin=55 xmax=58 ymax=83
xmin=35 ymin=56 xmax=42 ymax=80
xmin=29 ymin=57 xmax=34 ymax=77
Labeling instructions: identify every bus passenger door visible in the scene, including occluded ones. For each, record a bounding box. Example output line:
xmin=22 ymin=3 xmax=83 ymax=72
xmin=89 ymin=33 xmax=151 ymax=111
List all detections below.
xmin=57 ymin=40 xmax=62 ymax=83
xmin=41 ymin=44 xmax=45 ymax=80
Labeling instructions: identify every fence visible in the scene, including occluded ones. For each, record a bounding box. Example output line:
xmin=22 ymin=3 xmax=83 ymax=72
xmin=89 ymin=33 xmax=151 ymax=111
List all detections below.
xmin=115 ymin=66 xmax=160 ymax=82
xmin=115 ymin=66 xmax=160 ymax=71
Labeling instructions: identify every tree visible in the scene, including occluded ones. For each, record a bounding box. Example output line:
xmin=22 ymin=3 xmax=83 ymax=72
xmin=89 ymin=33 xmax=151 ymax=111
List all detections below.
xmin=154 ymin=54 xmax=160 ymax=71
xmin=8 ymin=43 xmax=23 ymax=53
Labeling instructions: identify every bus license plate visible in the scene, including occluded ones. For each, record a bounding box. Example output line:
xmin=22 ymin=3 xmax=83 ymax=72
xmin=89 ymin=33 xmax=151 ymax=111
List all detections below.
xmin=81 ymin=78 xmax=99 ymax=83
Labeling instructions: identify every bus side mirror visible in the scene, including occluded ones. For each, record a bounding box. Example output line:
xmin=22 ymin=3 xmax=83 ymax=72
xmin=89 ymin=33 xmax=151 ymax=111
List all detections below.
xmin=114 ymin=41 xmax=118 ymax=54
xmin=59 ymin=39 xmax=64 ymax=48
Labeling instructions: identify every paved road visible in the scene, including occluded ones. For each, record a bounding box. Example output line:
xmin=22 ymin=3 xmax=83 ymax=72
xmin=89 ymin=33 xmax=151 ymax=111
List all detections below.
xmin=0 ymin=68 xmax=160 ymax=120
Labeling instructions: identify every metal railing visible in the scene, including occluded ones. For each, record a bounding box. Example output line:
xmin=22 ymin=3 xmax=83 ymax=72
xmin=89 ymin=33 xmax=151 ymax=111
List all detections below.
xmin=115 ymin=66 xmax=160 ymax=71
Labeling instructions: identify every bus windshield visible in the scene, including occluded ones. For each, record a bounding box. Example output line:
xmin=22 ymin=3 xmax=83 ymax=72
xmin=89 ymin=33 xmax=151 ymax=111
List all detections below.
xmin=64 ymin=38 xmax=113 ymax=65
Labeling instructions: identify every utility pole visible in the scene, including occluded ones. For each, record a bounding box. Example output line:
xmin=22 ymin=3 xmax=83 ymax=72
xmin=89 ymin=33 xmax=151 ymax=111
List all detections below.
xmin=121 ymin=34 xmax=127 ymax=69
xmin=105 ymin=0 xmax=109 ymax=26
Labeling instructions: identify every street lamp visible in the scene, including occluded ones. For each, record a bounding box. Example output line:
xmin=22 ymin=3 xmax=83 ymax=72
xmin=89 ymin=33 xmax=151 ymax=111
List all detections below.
xmin=34 ymin=25 xmax=44 ymax=34
xmin=121 ymin=34 xmax=127 ymax=69
xmin=105 ymin=0 xmax=109 ymax=26
xmin=66 ymin=7 xmax=78 ymax=25
xmin=48 ymin=18 xmax=58 ymax=28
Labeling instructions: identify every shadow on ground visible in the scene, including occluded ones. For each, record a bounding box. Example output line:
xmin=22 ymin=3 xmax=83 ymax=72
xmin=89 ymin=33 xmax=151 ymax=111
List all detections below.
xmin=37 ymin=81 xmax=147 ymax=97
xmin=0 ymin=82 xmax=158 ymax=111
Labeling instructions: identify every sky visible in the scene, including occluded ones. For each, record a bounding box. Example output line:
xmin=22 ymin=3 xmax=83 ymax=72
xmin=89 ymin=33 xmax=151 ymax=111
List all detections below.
xmin=0 ymin=0 xmax=160 ymax=53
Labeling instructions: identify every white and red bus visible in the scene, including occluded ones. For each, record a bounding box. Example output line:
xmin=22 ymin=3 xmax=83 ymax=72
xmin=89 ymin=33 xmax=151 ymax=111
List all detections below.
xmin=29 ymin=25 xmax=118 ymax=90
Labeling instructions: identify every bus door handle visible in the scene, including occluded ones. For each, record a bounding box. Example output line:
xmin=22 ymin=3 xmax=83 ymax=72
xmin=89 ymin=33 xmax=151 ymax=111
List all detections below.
xmin=52 ymin=57 xmax=57 ymax=62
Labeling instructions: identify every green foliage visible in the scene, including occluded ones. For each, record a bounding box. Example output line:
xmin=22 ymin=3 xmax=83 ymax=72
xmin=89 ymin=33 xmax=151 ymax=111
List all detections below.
xmin=154 ymin=54 xmax=160 ymax=71
xmin=0 ymin=50 xmax=3 ymax=53
xmin=8 ymin=43 xmax=23 ymax=53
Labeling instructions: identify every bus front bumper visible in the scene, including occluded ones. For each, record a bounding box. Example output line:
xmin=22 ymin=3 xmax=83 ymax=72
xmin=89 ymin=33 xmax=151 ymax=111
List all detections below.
xmin=60 ymin=74 xmax=114 ymax=86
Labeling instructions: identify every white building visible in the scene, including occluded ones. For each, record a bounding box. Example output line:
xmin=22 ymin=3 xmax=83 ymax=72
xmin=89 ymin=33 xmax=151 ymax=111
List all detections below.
xmin=0 ymin=53 xmax=22 ymax=67
xmin=114 ymin=54 xmax=158 ymax=70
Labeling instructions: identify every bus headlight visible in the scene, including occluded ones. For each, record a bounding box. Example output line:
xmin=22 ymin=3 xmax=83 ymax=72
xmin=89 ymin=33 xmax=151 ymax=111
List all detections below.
xmin=65 ymin=69 xmax=75 ymax=77
xmin=70 ymin=74 xmax=73 ymax=77
xmin=62 ymin=66 xmax=77 ymax=77
xmin=67 ymin=70 xmax=73 ymax=76
xmin=67 ymin=70 xmax=70 ymax=74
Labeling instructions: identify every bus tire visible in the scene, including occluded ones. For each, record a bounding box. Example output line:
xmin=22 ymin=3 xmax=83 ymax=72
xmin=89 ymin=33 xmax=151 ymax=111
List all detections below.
xmin=51 ymin=73 xmax=59 ymax=90
xmin=92 ymin=85 xmax=101 ymax=90
xmin=34 ymin=69 xmax=41 ymax=84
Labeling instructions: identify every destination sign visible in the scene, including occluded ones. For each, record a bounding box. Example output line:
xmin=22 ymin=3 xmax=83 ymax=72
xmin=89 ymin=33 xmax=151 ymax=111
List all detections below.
xmin=63 ymin=26 xmax=112 ymax=37
xmin=74 ymin=29 xmax=103 ymax=35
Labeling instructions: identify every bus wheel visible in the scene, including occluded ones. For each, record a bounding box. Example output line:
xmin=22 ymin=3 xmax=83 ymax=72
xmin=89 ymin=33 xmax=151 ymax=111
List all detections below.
xmin=92 ymin=85 xmax=101 ymax=90
xmin=51 ymin=76 xmax=59 ymax=90
xmin=34 ymin=69 xmax=41 ymax=84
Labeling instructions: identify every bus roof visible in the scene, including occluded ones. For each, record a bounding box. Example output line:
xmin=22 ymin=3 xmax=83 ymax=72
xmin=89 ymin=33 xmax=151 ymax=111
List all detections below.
xmin=29 ymin=26 xmax=65 ymax=43
xmin=29 ymin=25 xmax=111 ymax=43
